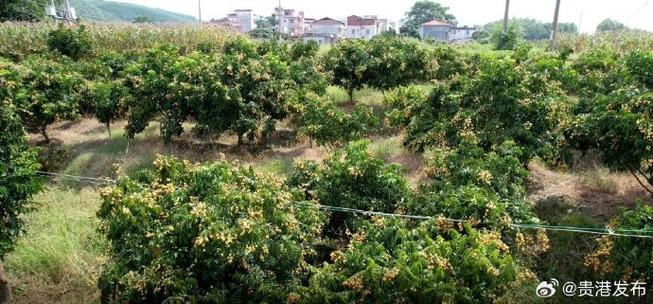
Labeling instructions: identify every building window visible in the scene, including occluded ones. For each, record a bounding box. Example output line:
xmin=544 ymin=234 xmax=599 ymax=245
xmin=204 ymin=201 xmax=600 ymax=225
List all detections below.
xmin=366 ymin=29 xmax=370 ymax=35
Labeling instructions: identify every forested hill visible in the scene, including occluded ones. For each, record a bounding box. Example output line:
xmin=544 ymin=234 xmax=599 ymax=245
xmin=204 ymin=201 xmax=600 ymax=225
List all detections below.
xmin=69 ymin=0 xmax=196 ymax=23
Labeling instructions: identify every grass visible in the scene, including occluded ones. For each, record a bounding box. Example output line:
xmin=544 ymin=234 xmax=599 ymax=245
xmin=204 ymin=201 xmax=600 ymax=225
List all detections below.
xmin=579 ymin=168 xmax=619 ymax=194
xmin=5 ymin=186 xmax=105 ymax=304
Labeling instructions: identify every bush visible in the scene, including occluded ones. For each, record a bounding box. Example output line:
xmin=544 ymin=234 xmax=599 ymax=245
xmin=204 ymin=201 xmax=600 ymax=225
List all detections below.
xmin=87 ymin=80 xmax=128 ymax=138
xmin=626 ymin=50 xmax=653 ymax=89
xmin=365 ymin=36 xmax=437 ymax=91
xmin=570 ymin=48 xmax=625 ymax=97
xmin=14 ymin=56 xmax=83 ymax=142
xmin=401 ymin=57 xmax=565 ymax=164
xmin=404 ymin=141 xmax=538 ymax=230
xmin=429 ymin=45 xmax=469 ymax=80
xmin=296 ymin=94 xmax=378 ymax=148
xmin=491 ymin=23 xmax=521 ymax=50
xmin=323 ymin=39 xmax=369 ymax=102
xmin=585 ymin=204 xmax=653 ymax=283
xmin=0 ymin=101 xmax=42 ymax=260
xmin=47 ymin=24 xmax=92 ymax=60
xmin=296 ymin=218 xmax=522 ymax=303
xmin=383 ymin=85 xmax=429 ymax=128
xmin=568 ymin=89 xmax=653 ymax=189
xmin=97 ymin=155 xmax=325 ymax=303
xmin=287 ymin=141 xmax=411 ymax=236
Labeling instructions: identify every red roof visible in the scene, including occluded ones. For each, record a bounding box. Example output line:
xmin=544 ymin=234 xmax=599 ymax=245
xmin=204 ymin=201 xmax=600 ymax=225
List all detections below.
xmin=422 ymin=20 xmax=452 ymax=27
xmin=347 ymin=15 xmax=377 ymax=26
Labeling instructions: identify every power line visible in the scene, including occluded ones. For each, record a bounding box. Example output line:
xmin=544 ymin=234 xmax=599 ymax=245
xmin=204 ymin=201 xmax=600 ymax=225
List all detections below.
xmin=34 ymin=171 xmax=653 ymax=239
xmin=293 ymin=202 xmax=653 ymax=239
xmin=628 ymin=0 xmax=650 ymax=21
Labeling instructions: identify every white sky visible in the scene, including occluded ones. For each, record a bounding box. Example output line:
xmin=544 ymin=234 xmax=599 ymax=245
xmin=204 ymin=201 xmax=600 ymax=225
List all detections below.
xmin=108 ymin=0 xmax=653 ymax=33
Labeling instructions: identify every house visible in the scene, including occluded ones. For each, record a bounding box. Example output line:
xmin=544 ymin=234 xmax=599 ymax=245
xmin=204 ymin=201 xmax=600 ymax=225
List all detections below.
xmin=419 ymin=20 xmax=452 ymax=41
xmin=304 ymin=18 xmax=316 ymax=33
xmin=345 ymin=15 xmax=387 ymax=39
xmin=449 ymin=26 xmax=478 ymax=42
xmin=235 ymin=10 xmax=255 ymax=33
xmin=210 ymin=9 xmax=254 ymax=33
xmin=303 ymin=17 xmax=345 ymax=45
xmin=275 ymin=8 xmax=305 ymax=37
xmin=419 ymin=20 xmax=478 ymax=42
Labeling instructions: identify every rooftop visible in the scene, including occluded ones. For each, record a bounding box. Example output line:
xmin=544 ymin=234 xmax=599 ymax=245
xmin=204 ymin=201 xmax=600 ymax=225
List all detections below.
xmin=422 ymin=20 xmax=452 ymax=27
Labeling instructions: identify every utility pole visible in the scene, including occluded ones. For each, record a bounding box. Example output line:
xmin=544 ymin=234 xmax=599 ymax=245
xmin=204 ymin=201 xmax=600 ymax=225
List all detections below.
xmin=197 ymin=0 xmax=201 ymax=23
xmin=502 ymin=0 xmax=510 ymax=33
xmin=549 ymin=0 xmax=562 ymax=50
xmin=278 ymin=0 xmax=282 ymax=33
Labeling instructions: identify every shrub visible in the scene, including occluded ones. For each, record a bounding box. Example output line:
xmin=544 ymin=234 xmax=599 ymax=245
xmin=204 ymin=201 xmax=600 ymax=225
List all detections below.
xmin=568 ymin=88 xmax=653 ymax=189
xmin=296 ymin=218 xmax=522 ymax=303
xmin=0 ymin=101 xmax=42 ymax=260
xmin=14 ymin=56 xmax=83 ymax=142
xmin=626 ymin=50 xmax=653 ymax=89
xmin=491 ymin=23 xmax=521 ymax=50
xmin=429 ymin=45 xmax=468 ymax=80
xmin=402 ymin=57 xmax=564 ymax=164
xmin=287 ymin=141 xmax=411 ymax=236
xmin=406 ymin=141 xmax=538 ymax=228
xmin=218 ymin=41 xmax=297 ymax=144
xmin=323 ymin=39 xmax=369 ymax=102
xmin=570 ymin=48 xmax=625 ymax=97
xmin=97 ymin=155 xmax=325 ymax=303
xmin=123 ymin=46 xmax=192 ymax=143
xmin=296 ymin=94 xmax=378 ymax=148
xmin=365 ymin=36 xmax=437 ymax=91
xmin=87 ymin=80 xmax=128 ymax=138
xmin=383 ymin=85 xmax=429 ymax=128
xmin=47 ymin=24 xmax=92 ymax=60
xmin=585 ymin=204 xmax=653 ymax=283
xmin=124 ymin=48 xmax=241 ymax=144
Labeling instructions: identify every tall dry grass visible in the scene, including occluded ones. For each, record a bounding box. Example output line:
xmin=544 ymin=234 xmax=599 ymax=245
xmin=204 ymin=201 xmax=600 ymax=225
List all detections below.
xmin=0 ymin=21 xmax=238 ymax=59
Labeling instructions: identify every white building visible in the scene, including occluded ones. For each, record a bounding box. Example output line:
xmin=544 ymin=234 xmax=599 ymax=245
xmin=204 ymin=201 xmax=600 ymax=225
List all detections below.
xmin=303 ymin=17 xmax=345 ymax=45
xmin=419 ymin=20 xmax=478 ymax=42
xmin=345 ymin=15 xmax=388 ymax=39
xmin=210 ymin=9 xmax=254 ymax=33
xmin=235 ymin=9 xmax=254 ymax=33
xmin=275 ymin=8 xmax=305 ymax=37
xmin=449 ymin=26 xmax=478 ymax=42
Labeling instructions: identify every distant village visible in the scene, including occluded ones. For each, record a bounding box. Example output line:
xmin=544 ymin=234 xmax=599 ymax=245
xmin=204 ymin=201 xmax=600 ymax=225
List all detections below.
xmin=208 ymin=7 xmax=478 ymax=44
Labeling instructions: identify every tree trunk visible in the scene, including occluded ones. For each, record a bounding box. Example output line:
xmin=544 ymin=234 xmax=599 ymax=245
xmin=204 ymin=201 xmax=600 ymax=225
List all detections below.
xmin=348 ymin=88 xmax=355 ymax=104
xmin=40 ymin=126 xmax=50 ymax=144
xmin=106 ymin=124 xmax=112 ymax=139
xmin=237 ymin=133 xmax=243 ymax=146
xmin=0 ymin=262 xmax=11 ymax=304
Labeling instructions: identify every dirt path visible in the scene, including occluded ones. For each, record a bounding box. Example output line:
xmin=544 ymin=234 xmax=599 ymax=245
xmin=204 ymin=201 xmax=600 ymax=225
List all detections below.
xmin=528 ymin=163 xmax=653 ymax=222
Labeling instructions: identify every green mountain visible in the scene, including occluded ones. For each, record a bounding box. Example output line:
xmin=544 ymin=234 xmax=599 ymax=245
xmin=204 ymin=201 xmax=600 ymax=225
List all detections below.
xmin=69 ymin=0 xmax=196 ymax=23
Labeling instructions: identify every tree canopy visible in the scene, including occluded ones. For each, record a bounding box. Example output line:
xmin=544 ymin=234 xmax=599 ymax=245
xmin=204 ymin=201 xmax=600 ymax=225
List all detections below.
xmin=0 ymin=0 xmax=51 ymax=22
xmin=476 ymin=18 xmax=578 ymax=42
xmin=400 ymin=0 xmax=457 ymax=38
xmin=596 ymin=18 xmax=627 ymax=32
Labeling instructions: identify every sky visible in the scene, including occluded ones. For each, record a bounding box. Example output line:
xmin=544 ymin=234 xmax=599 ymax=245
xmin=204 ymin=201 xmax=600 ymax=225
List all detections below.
xmin=108 ymin=0 xmax=653 ymax=33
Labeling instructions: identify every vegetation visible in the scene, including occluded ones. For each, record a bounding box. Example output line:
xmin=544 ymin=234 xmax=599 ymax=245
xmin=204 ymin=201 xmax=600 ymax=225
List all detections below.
xmin=0 ymin=102 xmax=42 ymax=301
xmin=1 ymin=21 xmax=653 ymax=303
xmin=97 ymin=155 xmax=325 ymax=303
xmin=585 ymin=204 xmax=653 ymax=283
xmin=476 ymin=18 xmax=578 ymax=42
xmin=47 ymin=24 xmax=93 ymax=60
xmin=68 ymin=0 xmax=196 ymax=23
xmin=596 ymin=18 xmax=628 ymax=33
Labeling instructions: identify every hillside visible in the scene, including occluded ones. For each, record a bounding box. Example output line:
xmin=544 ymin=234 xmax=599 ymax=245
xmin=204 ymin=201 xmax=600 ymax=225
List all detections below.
xmin=69 ymin=0 xmax=196 ymax=23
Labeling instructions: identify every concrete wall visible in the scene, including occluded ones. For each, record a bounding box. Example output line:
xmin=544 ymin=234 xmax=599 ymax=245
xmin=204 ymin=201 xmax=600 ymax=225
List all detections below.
xmin=420 ymin=25 xmax=450 ymax=41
